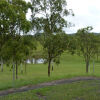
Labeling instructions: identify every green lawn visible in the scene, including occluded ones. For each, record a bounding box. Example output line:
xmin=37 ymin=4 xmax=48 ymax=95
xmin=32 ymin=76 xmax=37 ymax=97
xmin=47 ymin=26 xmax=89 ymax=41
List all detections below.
xmin=0 ymin=52 xmax=100 ymax=90
xmin=1 ymin=80 xmax=100 ymax=100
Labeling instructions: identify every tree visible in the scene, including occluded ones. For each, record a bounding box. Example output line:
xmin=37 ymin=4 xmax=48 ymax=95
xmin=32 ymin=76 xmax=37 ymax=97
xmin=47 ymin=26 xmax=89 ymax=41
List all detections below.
xmin=2 ymin=34 xmax=23 ymax=79
xmin=0 ymin=0 xmax=31 ymax=35
xmin=31 ymin=0 xmax=73 ymax=76
xmin=76 ymin=26 xmax=99 ymax=73
xmin=0 ymin=0 xmax=31 ymax=80
xmin=0 ymin=34 xmax=7 ymax=72
xmin=42 ymin=33 xmax=69 ymax=76
xmin=0 ymin=0 xmax=11 ymax=72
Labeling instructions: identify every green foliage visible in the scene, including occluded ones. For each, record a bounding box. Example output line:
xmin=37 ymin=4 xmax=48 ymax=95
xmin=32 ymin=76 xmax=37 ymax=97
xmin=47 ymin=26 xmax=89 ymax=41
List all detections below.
xmin=67 ymin=34 xmax=77 ymax=55
xmin=30 ymin=0 xmax=73 ymax=76
xmin=43 ymin=33 xmax=69 ymax=61
xmin=2 ymin=34 xmax=22 ymax=62
xmin=76 ymin=26 xmax=100 ymax=73
xmin=32 ymin=41 xmax=44 ymax=60
xmin=76 ymin=26 xmax=99 ymax=59
xmin=0 ymin=0 xmax=31 ymax=62
xmin=0 ymin=0 xmax=32 ymax=77
xmin=21 ymin=35 xmax=36 ymax=61
xmin=0 ymin=0 xmax=31 ymax=34
xmin=31 ymin=0 xmax=71 ymax=34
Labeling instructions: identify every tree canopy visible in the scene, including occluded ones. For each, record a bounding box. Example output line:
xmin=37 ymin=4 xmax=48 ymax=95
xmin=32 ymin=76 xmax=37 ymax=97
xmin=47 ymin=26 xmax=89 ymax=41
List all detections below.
xmin=76 ymin=26 xmax=100 ymax=73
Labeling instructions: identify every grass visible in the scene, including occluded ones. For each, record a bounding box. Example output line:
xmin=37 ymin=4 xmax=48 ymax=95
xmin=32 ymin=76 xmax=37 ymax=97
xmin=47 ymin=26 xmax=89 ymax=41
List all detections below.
xmin=0 ymin=52 xmax=100 ymax=90
xmin=1 ymin=80 xmax=100 ymax=100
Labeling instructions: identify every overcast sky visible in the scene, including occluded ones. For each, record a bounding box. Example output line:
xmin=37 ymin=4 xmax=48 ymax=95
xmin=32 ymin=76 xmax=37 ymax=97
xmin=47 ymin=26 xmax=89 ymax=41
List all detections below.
xmin=66 ymin=0 xmax=100 ymax=33
xmin=26 ymin=0 xmax=100 ymax=34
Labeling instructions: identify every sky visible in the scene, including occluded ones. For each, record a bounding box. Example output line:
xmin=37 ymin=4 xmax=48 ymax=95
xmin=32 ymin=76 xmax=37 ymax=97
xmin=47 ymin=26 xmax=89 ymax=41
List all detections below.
xmin=26 ymin=0 xmax=100 ymax=34
xmin=66 ymin=0 xmax=100 ymax=33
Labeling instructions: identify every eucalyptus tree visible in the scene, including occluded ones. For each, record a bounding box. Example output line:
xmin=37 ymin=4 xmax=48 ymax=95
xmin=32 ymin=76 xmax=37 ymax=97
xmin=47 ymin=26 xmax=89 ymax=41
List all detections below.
xmin=43 ymin=33 xmax=69 ymax=76
xmin=0 ymin=0 xmax=31 ymax=80
xmin=76 ymin=27 xmax=99 ymax=73
xmin=2 ymin=34 xmax=36 ymax=79
xmin=0 ymin=0 xmax=10 ymax=72
xmin=0 ymin=34 xmax=6 ymax=72
xmin=31 ymin=0 xmax=73 ymax=76
xmin=2 ymin=34 xmax=23 ymax=79
xmin=0 ymin=0 xmax=31 ymax=35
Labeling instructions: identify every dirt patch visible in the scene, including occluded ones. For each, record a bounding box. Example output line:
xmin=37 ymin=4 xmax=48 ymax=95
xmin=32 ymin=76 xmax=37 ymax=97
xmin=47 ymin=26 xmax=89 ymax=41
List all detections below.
xmin=0 ymin=76 xmax=100 ymax=96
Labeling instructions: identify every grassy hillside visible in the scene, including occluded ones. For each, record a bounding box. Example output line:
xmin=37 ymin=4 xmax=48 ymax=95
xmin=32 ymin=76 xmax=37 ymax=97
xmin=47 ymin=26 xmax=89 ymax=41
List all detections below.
xmin=0 ymin=52 xmax=100 ymax=90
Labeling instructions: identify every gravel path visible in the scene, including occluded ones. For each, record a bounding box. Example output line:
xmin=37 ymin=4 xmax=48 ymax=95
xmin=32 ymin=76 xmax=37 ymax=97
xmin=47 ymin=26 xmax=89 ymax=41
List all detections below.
xmin=0 ymin=76 xmax=100 ymax=96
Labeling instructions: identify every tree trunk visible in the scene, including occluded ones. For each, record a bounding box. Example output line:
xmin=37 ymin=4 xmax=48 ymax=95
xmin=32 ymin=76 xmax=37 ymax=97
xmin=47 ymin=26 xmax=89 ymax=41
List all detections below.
xmin=86 ymin=60 xmax=89 ymax=73
xmin=1 ymin=57 xmax=3 ymax=72
xmin=21 ymin=63 xmax=23 ymax=74
xmin=13 ymin=61 xmax=15 ymax=81
xmin=52 ymin=65 xmax=53 ymax=71
xmin=16 ymin=61 xmax=18 ymax=79
xmin=93 ymin=60 xmax=95 ymax=73
xmin=48 ymin=59 xmax=51 ymax=77
xmin=25 ymin=61 xmax=27 ymax=73
xmin=97 ymin=54 xmax=99 ymax=61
